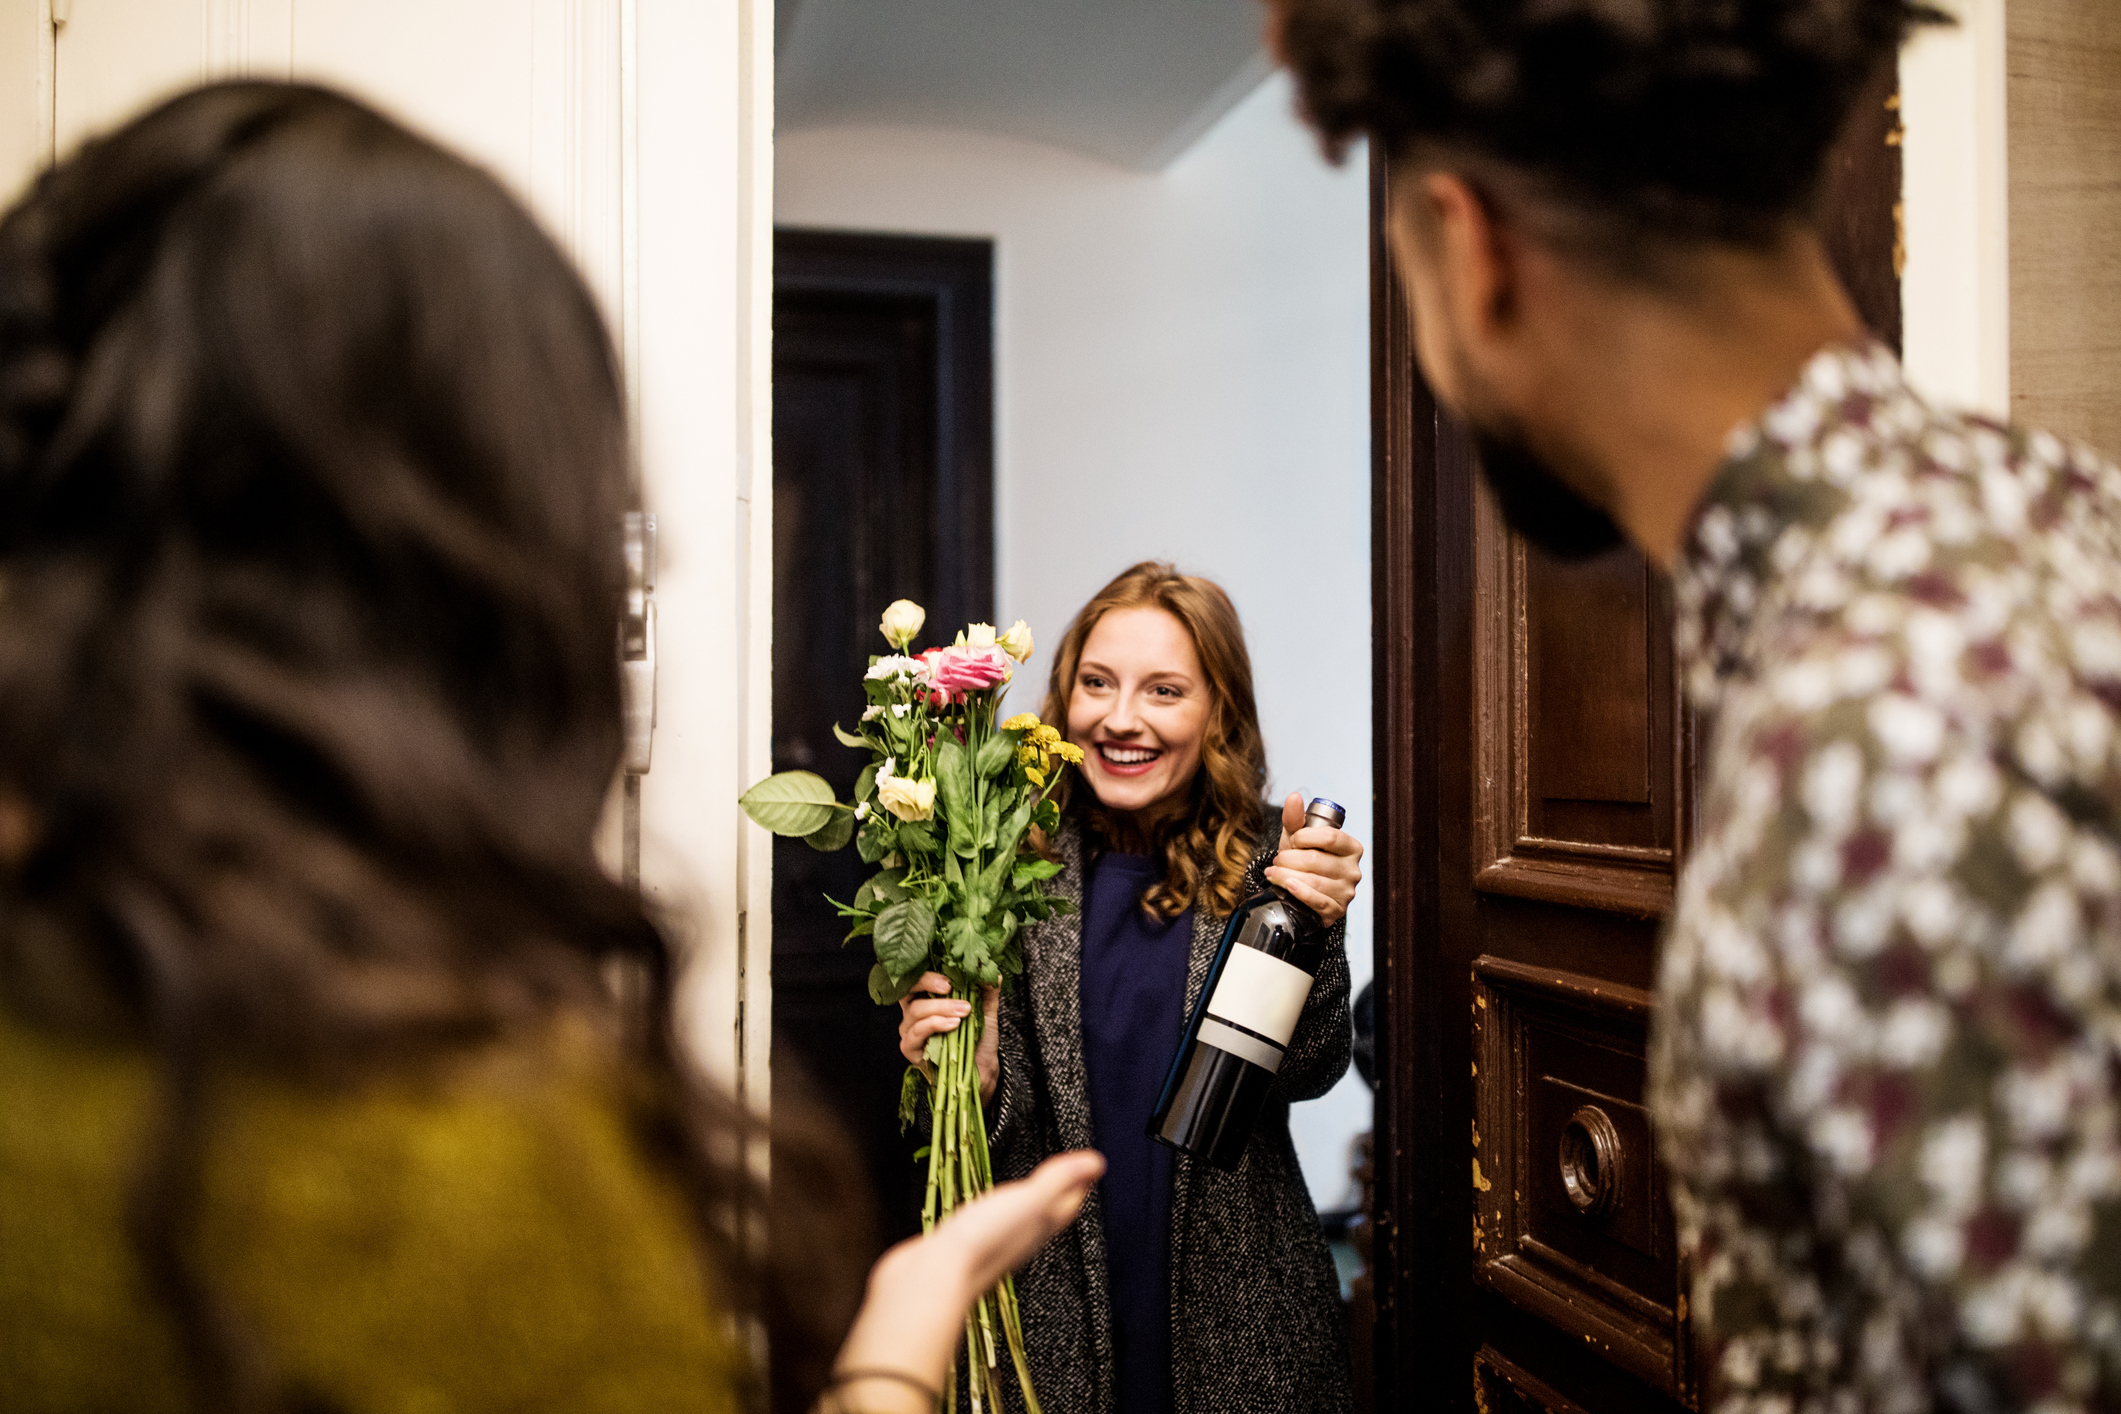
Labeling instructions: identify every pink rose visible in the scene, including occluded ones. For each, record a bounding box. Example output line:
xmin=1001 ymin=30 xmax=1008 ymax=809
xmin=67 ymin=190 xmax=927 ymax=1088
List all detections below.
xmin=921 ymin=644 xmax=1012 ymax=700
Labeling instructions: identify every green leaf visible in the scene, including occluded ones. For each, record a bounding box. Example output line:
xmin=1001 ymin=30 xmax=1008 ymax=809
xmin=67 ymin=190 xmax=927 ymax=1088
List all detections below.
xmin=1034 ymin=797 xmax=1062 ymax=834
xmin=1013 ymin=856 xmax=1064 ymax=886
xmin=979 ymin=797 xmax=1038 ymax=896
xmin=935 ymin=739 xmax=977 ymax=855
xmin=873 ymin=898 xmax=937 ymax=977
xmin=896 ymin=818 xmax=938 ymax=857
xmin=804 ymin=807 xmax=855 ymax=852
xmin=901 ymin=1069 xmax=925 ymax=1133
xmin=854 ymin=867 xmax=909 ymax=910
xmin=832 ymin=722 xmax=871 ymax=749
xmin=856 ymin=813 xmax=894 ymax=863
xmin=854 ymin=762 xmax=878 ymax=801
xmin=974 ymin=732 xmax=1015 ymax=777
xmin=941 ymin=913 xmax=999 ymax=985
xmin=737 ymin=770 xmax=839 ymax=837
xmin=869 ymin=961 xmax=917 ymax=1005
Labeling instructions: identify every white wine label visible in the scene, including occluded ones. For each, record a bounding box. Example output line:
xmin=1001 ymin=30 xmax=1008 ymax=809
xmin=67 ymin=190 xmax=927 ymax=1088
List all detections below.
xmin=1198 ymin=1017 xmax=1282 ymax=1073
xmin=1205 ymin=945 xmax=1313 ymax=1047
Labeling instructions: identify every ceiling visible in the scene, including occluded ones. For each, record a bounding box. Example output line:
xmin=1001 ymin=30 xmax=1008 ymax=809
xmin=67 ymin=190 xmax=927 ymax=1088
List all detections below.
xmin=776 ymin=0 xmax=1274 ymax=171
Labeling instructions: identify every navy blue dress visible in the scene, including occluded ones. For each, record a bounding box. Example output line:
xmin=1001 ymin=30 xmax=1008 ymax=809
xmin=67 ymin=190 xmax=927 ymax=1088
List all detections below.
xmin=1078 ymin=850 xmax=1194 ymax=1414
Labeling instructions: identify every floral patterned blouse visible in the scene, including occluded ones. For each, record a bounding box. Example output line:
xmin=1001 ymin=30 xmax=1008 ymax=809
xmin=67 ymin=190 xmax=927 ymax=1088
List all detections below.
xmin=1651 ymin=342 xmax=2121 ymax=1413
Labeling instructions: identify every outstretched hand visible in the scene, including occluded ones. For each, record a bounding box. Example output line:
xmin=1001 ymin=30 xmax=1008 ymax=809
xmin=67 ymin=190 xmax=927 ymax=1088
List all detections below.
xmin=827 ymin=1150 xmax=1106 ymax=1413
xmin=1264 ymin=790 xmax=1364 ymax=924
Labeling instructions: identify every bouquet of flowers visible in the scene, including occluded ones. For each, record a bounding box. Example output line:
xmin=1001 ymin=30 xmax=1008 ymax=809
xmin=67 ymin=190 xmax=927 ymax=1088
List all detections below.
xmin=739 ymin=598 xmax=1083 ymax=1414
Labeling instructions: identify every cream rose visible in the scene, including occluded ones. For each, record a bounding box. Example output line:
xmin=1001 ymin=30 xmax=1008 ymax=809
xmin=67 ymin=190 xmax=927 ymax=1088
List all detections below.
xmin=876 ymin=774 xmax=936 ymax=822
xmin=879 ymin=599 xmax=926 ymax=650
xmin=965 ymin=622 xmax=998 ymax=648
xmin=998 ymin=619 xmax=1034 ymax=662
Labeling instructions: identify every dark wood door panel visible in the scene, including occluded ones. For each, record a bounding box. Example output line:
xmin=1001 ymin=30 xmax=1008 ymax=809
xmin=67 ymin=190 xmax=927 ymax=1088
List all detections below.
xmin=1473 ymin=957 xmax=1689 ymax=1402
xmin=1476 ymin=1346 xmax=1593 ymax=1414
xmin=1471 ymin=483 xmax=1690 ymax=919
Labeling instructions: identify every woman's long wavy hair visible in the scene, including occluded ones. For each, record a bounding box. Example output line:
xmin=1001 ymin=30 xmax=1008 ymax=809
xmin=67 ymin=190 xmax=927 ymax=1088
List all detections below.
xmin=0 ymin=81 xmax=861 ymax=1412
xmin=1042 ymin=562 xmax=1269 ymax=920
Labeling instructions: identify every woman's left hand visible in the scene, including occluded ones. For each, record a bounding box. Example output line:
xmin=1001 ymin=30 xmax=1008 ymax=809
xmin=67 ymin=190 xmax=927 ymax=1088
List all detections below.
xmin=1264 ymin=791 xmax=1364 ymax=925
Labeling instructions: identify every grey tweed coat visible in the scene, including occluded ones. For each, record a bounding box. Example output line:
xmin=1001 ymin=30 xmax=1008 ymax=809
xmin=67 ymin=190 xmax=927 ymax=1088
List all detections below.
xmin=982 ymin=813 xmax=1355 ymax=1414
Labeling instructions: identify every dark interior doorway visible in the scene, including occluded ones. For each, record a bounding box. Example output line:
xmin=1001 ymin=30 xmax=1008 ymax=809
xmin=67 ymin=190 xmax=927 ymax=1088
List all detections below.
xmin=768 ymin=225 xmax=994 ymax=1283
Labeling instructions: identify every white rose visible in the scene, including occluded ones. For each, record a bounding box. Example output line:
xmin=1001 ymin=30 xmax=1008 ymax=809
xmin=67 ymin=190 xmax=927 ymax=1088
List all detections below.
xmin=877 ymin=775 xmax=936 ymax=822
xmin=998 ymin=619 xmax=1034 ymax=663
xmin=966 ymin=622 xmax=998 ymax=648
xmin=880 ymin=599 xmax=926 ymax=649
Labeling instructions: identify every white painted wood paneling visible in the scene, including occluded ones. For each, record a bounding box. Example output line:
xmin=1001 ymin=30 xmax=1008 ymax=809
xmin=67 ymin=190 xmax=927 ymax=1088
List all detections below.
xmin=0 ymin=0 xmax=47 ymax=205
xmin=635 ymin=0 xmax=774 ymax=1106
xmin=1901 ymin=0 xmax=2012 ymax=420
xmin=290 ymin=2 xmax=536 ymax=208
xmin=54 ymin=2 xmax=210 ymax=154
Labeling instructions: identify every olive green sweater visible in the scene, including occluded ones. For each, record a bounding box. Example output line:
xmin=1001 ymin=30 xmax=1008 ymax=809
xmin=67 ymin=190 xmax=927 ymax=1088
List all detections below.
xmin=0 ymin=1007 xmax=737 ymax=1414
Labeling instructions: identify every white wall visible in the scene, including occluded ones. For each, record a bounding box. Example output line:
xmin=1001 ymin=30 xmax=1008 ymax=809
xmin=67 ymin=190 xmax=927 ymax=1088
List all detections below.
xmin=778 ymin=72 xmax=1376 ymax=1209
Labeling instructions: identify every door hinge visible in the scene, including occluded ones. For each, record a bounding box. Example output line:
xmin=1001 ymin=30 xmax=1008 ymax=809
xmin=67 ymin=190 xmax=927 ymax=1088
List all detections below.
xmin=620 ymin=510 xmax=656 ymax=775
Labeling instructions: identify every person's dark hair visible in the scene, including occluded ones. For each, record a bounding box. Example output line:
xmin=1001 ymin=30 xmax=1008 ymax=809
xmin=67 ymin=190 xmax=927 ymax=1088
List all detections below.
xmin=0 ymin=80 xmax=862 ymax=1410
xmin=1273 ymin=0 xmax=1948 ymax=253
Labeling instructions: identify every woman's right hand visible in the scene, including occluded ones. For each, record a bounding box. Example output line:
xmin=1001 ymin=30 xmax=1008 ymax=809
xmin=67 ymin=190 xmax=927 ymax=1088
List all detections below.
xmin=826 ymin=1150 xmax=1105 ymax=1414
xmin=897 ymin=972 xmax=1000 ymax=1104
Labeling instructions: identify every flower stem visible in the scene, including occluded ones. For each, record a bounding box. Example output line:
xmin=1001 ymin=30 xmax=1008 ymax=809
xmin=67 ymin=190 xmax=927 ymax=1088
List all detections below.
xmin=921 ymin=976 xmax=1039 ymax=1411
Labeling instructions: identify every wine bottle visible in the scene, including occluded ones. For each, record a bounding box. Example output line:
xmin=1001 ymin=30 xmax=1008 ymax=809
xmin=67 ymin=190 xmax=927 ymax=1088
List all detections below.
xmin=1149 ymin=797 xmax=1345 ymax=1170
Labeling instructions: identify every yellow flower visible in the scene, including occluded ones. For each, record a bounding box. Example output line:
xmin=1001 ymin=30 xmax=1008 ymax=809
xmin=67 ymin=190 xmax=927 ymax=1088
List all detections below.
xmin=1031 ymin=724 xmax=1063 ymax=748
xmin=1023 ymin=765 xmax=1046 ymax=789
xmin=1016 ymin=741 xmax=1041 ymax=766
xmin=1001 ymin=713 xmax=1043 ymax=733
xmin=1050 ymin=741 xmax=1085 ymax=766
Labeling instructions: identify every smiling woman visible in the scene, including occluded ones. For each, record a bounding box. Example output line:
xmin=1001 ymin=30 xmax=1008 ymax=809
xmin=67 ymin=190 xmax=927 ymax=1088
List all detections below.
xmin=897 ymin=560 xmax=1364 ymax=1414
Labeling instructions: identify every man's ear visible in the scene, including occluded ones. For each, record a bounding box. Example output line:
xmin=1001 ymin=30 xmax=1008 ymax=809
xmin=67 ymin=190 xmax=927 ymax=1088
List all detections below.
xmin=1389 ymin=169 xmax=1519 ymax=412
xmin=1420 ymin=170 xmax=1517 ymax=350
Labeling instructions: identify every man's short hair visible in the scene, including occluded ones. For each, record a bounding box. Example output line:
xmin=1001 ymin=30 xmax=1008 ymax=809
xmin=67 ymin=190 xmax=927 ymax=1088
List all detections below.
xmin=1275 ymin=0 xmax=1946 ymax=252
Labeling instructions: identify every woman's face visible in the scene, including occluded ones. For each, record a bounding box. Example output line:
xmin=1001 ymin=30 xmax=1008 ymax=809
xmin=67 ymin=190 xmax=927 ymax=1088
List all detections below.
xmin=1065 ymin=606 xmax=1211 ymax=818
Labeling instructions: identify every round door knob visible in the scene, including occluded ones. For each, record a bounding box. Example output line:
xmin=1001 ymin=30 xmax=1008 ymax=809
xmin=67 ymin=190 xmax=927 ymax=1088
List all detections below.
xmin=1559 ymin=1104 xmax=1622 ymax=1218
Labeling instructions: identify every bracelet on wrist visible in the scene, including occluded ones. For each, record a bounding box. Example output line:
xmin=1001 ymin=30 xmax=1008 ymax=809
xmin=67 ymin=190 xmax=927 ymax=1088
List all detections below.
xmin=816 ymin=1366 xmax=941 ymax=1413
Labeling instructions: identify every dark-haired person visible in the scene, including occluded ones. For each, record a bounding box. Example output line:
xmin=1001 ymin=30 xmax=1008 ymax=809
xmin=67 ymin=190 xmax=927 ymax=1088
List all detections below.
xmin=897 ymin=562 xmax=1366 ymax=1414
xmin=0 ymin=80 xmax=1103 ymax=1414
xmin=1272 ymin=0 xmax=2121 ymax=1410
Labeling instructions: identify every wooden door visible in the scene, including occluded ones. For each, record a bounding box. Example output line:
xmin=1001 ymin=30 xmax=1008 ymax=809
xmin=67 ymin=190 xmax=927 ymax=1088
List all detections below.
xmin=1367 ymin=71 xmax=1906 ymax=1414
xmin=768 ymin=227 xmax=993 ymax=1262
